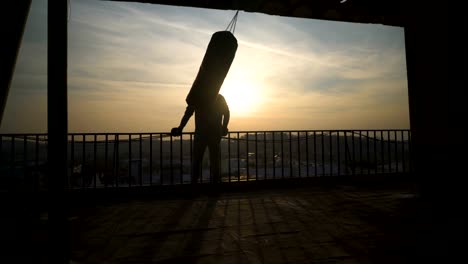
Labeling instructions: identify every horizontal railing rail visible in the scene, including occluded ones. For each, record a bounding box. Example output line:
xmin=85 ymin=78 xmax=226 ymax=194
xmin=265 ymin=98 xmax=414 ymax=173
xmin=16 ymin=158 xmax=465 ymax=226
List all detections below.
xmin=0 ymin=130 xmax=412 ymax=191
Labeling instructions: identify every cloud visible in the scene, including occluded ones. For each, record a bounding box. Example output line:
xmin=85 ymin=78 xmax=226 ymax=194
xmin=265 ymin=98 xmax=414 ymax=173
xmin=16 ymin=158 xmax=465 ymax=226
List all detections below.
xmin=1 ymin=0 xmax=409 ymax=133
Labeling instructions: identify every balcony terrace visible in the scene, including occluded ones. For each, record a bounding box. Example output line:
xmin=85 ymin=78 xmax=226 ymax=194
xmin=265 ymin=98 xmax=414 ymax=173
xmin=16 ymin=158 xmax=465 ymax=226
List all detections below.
xmin=1 ymin=130 xmax=412 ymax=192
xmin=0 ymin=129 xmax=431 ymax=263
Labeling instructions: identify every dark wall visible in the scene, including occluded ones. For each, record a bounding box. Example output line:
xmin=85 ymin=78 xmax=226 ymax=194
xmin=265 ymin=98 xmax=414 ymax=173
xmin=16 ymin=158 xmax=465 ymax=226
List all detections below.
xmin=405 ymin=2 xmax=461 ymax=261
xmin=405 ymin=2 xmax=460 ymax=201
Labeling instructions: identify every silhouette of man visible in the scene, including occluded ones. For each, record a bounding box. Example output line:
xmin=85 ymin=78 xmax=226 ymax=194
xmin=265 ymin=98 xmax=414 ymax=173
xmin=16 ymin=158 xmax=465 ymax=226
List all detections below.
xmin=172 ymin=94 xmax=230 ymax=184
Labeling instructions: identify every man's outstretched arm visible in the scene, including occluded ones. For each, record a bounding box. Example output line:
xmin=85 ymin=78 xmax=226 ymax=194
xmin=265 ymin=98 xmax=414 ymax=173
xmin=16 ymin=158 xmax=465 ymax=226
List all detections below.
xmin=179 ymin=104 xmax=195 ymax=129
xmin=172 ymin=104 xmax=195 ymax=136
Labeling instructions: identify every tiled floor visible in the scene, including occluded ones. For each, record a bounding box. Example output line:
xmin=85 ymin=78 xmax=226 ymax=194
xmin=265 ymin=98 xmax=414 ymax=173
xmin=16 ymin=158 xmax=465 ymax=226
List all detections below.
xmin=69 ymin=184 xmax=424 ymax=263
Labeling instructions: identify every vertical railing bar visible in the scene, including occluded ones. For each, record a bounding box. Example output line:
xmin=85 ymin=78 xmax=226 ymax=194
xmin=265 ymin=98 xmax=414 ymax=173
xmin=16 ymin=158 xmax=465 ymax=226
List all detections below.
xmin=255 ymin=132 xmax=258 ymax=181
xmin=401 ymin=130 xmax=406 ymax=173
xmin=395 ymin=131 xmax=399 ymax=173
xmin=272 ymin=132 xmax=275 ymax=179
xmin=237 ymin=132 xmax=240 ymax=182
xmin=139 ymin=134 xmax=143 ymax=186
xmin=228 ymin=132 xmax=231 ymax=182
xmin=373 ymin=131 xmax=377 ymax=175
xmin=321 ymin=131 xmax=325 ymax=177
xmin=190 ymin=133 xmax=193 ymax=183
xmin=200 ymin=135 xmax=204 ymax=184
xmin=10 ymin=135 xmax=15 ymax=180
xmin=381 ymin=131 xmax=385 ymax=174
xmin=281 ymin=132 xmax=284 ymax=179
xmin=367 ymin=131 xmax=370 ymax=176
xmin=351 ymin=131 xmax=355 ymax=176
xmin=314 ymin=131 xmax=317 ymax=176
xmin=306 ymin=132 xmax=309 ymax=177
xmin=264 ymin=132 xmax=267 ymax=180
xmin=170 ymin=134 xmax=173 ymax=185
xmin=128 ymin=134 xmax=132 ymax=188
xmin=23 ymin=136 xmax=27 ymax=188
xmin=359 ymin=131 xmax=363 ymax=176
xmin=36 ymin=135 xmax=40 ymax=191
xmin=298 ymin=132 xmax=301 ymax=178
xmin=115 ymin=134 xmax=119 ymax=188
xmin=180 ymin=134 xmax=183 ymax=185
xmin=104 ymin=135 xmax=108 ymax=188
xmin=219 ymin=136 xmax=222 ymax=183
xmin=344 ymin=131 xmax=348 ymax=175
xmin=149 ymin=134 xmax=153 ymax=186
xmin=93 ymin=134 xmax=97 ymax=189
xmin=289 ymin=132 xmax=293 ymax=178
xmin=246 ymin=132 xmax=249 ymax=181
xmin=64 ymin=135 xmax=70 ymax=190
xmin=388 ymin=130 xmax=392 ymax=173
xmin=408 ymin=130 xmax=413 ymax=173
xmin=337 ymin=131 xmax=340 ymax=176
xmin=329 ymin=131 xmax=333 ymax=176
xmin=160 ymin=134 xmax=163 ymax=185
xmin=82 ymin=135 xmax=85 ymax=189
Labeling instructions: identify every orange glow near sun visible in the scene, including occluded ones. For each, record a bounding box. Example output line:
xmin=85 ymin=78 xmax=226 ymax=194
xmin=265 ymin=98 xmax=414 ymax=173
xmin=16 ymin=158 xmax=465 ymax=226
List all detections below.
xmin=220 ymin=76 xmax=262 ymax=116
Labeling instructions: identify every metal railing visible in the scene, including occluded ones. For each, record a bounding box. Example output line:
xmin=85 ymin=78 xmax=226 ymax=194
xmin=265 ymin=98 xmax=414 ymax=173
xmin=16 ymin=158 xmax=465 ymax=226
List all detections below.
xmin=0 ymin=130 xmax=412 ymax=191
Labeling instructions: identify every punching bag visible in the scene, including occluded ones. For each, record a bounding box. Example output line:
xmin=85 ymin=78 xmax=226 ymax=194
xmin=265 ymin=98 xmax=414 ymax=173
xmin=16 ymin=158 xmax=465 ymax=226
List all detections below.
xmin=185 ymin=31 xmax=238 ymax=107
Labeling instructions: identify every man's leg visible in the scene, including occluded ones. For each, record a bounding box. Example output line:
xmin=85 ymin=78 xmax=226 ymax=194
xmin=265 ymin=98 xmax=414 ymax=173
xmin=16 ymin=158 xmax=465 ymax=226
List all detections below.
xmin=192 ymin=135 xmax=207 ymax=184
xmin=208 ymin=138 xmax=221 ymax=184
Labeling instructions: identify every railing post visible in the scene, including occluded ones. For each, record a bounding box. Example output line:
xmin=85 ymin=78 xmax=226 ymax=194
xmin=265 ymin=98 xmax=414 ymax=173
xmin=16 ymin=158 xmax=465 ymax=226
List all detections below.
xmin=160 ymin=134 xmax=163 ymax=185
xmin=227 ymin=132 xmax=231 ymax=182
xmin=140 ymin=134 xmax=143 ymax=186
xmin=104 ymin=135 xmax=108 ymax=187
xmin=255 ymin=132 xmax=258 ymax=181
xmin=82 ymin=135 xmax=85 ymax=189
xmin=35 ymin=135 xmax=40 ymax=190
xmin=179 ymin=134 xmax=183 ymax=184
xmin=94 ymin=135 xmax=97 ymax=188
xmin=313 ymin=131 xmax=317 ymax=176
xmin=237 ymin=132 xmax=240 ymax=182
xmin=115 ymin=134 xmax=119 ymax=188
xmin=170 ymin=134 xmax=173 ymax=185
xmin=367 ymin=131 xmax=370 ymax=175
xmin=149 ymin=134 xmax=153 ymax=186
xmin=337 ymin=131 xmax=341 ymax=176
xmin=263 ymin=132 xmax=267 ymax=180
xmin=306 ymin=132 xmax=309 ymax=177
xmin=272 ymin=132 xmax=275 ymax=179
xmin=321 ymin=131 xmax=325 ymax=176
xmin=281 ymin=132 xmax=284 ymax=178
xmin=298 ymin=131 xmax=301 ymax=178
xmin=246 ymin=132 xmax=249 ymax=181
xmin=329 ymin=131 xmax=333 ymax=176
xmin=359 ymin=131 xmax=363 ymax=175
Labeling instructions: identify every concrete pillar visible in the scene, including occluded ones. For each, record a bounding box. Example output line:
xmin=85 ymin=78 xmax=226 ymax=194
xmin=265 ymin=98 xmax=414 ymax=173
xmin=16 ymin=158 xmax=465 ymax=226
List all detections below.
xmin=405 ymin=1 xmax=461 ymax=261
xmin=48 ymin=1 xmax=69 ymax=263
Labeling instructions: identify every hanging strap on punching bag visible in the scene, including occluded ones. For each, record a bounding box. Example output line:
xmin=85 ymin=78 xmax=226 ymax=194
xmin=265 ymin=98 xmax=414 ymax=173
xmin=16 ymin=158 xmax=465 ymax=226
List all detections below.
xmin=225 ymin=10 xmax=239 ymax=34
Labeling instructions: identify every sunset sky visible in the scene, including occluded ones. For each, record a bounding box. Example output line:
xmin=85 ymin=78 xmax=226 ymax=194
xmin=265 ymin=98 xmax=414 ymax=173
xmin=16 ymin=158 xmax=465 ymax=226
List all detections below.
xmin=0 ymin=0 xmax=409 ymax=133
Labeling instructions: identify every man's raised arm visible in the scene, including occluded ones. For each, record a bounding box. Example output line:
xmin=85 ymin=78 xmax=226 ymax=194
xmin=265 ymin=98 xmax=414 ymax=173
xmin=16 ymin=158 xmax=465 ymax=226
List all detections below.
xmin=171 ymin=104 xmax=195 ymax=136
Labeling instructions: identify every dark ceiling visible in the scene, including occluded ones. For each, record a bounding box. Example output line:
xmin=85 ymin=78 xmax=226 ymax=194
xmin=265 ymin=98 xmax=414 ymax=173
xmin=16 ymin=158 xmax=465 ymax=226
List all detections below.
xmin=106 ymin=0 xmax=406 ymax=27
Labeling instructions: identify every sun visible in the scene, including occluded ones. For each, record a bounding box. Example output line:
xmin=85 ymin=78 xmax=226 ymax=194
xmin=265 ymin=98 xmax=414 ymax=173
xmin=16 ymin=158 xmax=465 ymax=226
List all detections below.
xmin=220 ymin=78 xmax=260 ymax=116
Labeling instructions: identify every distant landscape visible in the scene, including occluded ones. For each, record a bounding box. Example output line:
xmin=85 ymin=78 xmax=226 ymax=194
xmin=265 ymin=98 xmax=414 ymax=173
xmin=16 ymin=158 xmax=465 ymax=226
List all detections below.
xmin=0 ymin=131 xmax=411 ymax=191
